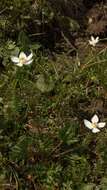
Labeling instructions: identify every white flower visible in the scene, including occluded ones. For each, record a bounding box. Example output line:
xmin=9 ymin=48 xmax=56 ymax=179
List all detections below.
xmin=84 ymin=114 xmax=106 ymax=133
xmin=89 ymin=36 xmax=99 ymax=47
xmin=11 ymin=52 xmax=33 ymax=67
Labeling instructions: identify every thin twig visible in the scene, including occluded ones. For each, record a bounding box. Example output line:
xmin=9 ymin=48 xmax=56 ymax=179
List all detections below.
xmin=51 ymin=61 xmax=59 ymax=79
xmin=0 ymin=8 xmax=7 ymax=14
xmin=49 ymin=141 xmax=63 ymax=156
xmin=61 ymin=31 xmax=77 ymax=50
xmin=54 ymin=148 xmax=73 ymax=158
xmin=81 ymin=59 xmax=107 ymax=71
xmin=29 ymin=32 xmax=46 ymax=37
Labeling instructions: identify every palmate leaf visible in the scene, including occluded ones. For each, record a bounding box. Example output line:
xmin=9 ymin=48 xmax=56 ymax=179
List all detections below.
xmin=36 ymin=74 xmax=54 ymax=93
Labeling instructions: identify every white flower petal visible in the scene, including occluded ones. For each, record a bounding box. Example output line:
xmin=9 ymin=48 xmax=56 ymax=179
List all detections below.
xmin=91 ymin=114 xmax=99 ymax=123
xmin=89 ymin=41 xmax=95 ymax=47
xmin=16 ymin=63 xmax=23 ymax=67
xmin=89 ymin=40 xmax=92 ymax=45
xmin=27 ymin=52 xmax=33 ymax=61
xmin=97 ymin=122 xmax=106 ymax=128
xmin=91 ymin=36 xmax=94 ymax=41
xmin=25 ymin=59 xmax=33 ymax=65
xmin=11 ymin=56 xmax=19 ymax=63
xmin=92 ymin=128 xmax=100 ymax=133
xmin=96 ymin=36 xmax=99 ymax=42
xmin=84 ymin=119 xmax=93 ymax=129
xmin=19 ymin=52 xmax=27 ymax=59
xmin=89 ymin=36 xmax=99 ymax=47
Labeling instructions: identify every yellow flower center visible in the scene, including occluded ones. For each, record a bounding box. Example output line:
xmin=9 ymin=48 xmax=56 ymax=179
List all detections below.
xmin=92 ymin=123 xmax=97 ymax=128
xmin=19 ymin=58 xmax=26 ymax=64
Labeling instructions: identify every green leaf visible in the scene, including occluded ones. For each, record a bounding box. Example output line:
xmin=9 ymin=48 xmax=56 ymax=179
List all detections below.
xmin=7 ymin=40 xmax=16 ymax=50
xmin=59 ymin=16 xmax=80 ymax=32
xmin=18 ymin=31 xmax=30 ymax=50
xmin=30 ymin=43 xmax=41 ymax=51
xmin=36 ymin=74 xmax=54 ymax=93
xmin=81 ymin=183 xmax=96 ymax=190
xmin=59 ymin=122 xmax=79 ymax=145
xmin=9 ymin=135 xmax=32 ymax=161
xmin=99 ymin=177 xmax=107 ymax=190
